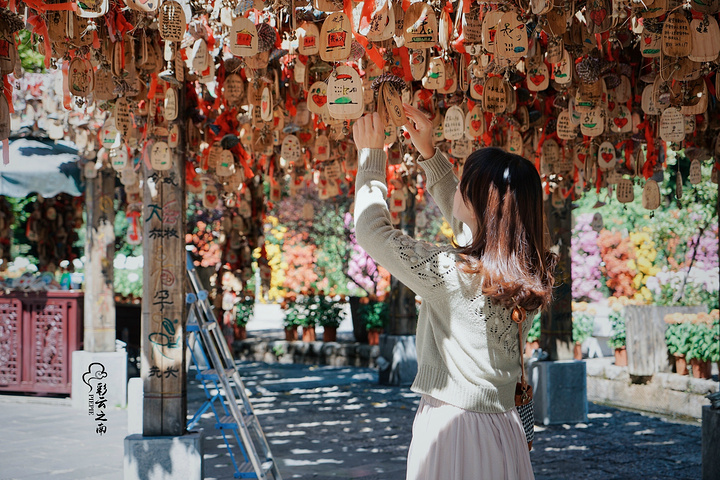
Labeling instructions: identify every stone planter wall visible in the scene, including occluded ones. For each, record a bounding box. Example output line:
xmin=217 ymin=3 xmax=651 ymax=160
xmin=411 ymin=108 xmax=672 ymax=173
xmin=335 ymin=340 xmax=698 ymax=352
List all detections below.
xmin=233 ymin=337 xmax=380 ymax=368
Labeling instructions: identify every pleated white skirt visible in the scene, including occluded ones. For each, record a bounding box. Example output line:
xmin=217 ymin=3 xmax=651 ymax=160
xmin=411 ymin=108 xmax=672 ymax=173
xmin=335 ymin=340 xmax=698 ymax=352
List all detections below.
xmin=406 ymin=395 xmax=535 ymax=480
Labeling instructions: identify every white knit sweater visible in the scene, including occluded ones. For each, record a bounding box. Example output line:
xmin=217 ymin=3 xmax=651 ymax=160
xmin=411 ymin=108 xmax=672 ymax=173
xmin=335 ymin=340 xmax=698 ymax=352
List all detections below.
xmin=353 ymin=147 xmax=531 ymax=413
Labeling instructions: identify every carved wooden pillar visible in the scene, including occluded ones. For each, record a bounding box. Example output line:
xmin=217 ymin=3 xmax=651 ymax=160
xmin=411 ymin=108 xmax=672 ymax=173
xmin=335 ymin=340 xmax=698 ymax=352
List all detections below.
xmin=84 ymin=166 xmax=116 ymax=353
xmin=141 ymin=86 xmax=187 ymax=437
xmin=541 ymin=196 xmax=574 ymax=361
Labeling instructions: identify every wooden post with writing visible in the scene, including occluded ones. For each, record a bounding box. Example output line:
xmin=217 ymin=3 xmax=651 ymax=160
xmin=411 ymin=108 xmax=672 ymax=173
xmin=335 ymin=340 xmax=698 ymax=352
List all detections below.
xmin=141 ymin=86 xmax=187 ymax=437
xmin=84 ymin=166 xmax=116 ymax=352
xmin=541 ymin=197 xmax=574 ymax=361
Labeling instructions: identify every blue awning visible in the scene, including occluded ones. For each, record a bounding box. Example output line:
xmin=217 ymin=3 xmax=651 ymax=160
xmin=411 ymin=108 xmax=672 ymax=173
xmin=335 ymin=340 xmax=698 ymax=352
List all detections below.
xmin=0 ymin=137 xmax=83 ymax=198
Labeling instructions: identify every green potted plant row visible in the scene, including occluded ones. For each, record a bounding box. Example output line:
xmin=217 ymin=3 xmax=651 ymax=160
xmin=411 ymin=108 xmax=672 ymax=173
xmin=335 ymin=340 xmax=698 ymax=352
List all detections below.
xmin=665 ymin=311 xmax=720 ymax=378
xmin=607 ymin=310 xmax=627 ymax=367
xmin=281 ymin=292 xmax=347 ymax=342
xmin=572 ymin=312 xmax=595 ymax=360
xmin=281 ymin=294 xmax=303 ymax=341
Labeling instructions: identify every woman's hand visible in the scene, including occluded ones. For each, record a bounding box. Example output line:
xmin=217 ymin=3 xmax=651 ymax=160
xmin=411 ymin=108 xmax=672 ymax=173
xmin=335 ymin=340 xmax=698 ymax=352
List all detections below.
xmin=403 ymin=103 xmax=435 ymax=159
xmin=352 ymin=112 xmax=385 ymax=150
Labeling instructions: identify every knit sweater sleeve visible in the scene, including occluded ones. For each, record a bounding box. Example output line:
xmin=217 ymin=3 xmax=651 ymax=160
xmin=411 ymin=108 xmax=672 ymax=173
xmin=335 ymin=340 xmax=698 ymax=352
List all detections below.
xmin=353 ymin=148 xmax=454 ymax=299
xmin=417 ymin=148 xmax=473 ymax=246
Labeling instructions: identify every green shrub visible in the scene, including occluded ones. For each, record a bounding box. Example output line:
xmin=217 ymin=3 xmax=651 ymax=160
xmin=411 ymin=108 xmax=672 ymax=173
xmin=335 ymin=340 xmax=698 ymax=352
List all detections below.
xmin=607 ymin=310 xmax=626 ymax=350
xmin=572 ymin=312 xmax=595 ymax=344
xmin=235 ymin=295 xmax=255 ymax=327
xmin=665 ymin=321 xmax=692 ymax=357
xmin=526 ymin=312 xmax=541 ymax=343
xmin=359 ymin=301 xmax=389 ymax=330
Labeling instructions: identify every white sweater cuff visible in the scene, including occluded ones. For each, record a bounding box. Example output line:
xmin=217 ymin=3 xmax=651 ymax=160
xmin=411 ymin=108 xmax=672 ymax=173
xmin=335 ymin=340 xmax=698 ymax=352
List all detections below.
xmin=358 ymin=148 xmax=387 ymax=176
xmin=418 ymin=148 xmax=454 ymax=186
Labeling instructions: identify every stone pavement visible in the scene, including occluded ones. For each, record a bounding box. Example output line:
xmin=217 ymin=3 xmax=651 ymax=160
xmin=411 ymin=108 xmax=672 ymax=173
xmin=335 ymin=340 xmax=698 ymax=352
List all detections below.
xmin=0 ymin=361 xmax=705 ymax=480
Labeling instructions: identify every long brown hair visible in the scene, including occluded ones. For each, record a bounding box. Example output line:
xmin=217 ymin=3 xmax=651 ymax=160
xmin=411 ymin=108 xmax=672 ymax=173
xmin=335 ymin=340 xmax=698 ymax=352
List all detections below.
xmin=456 ymin=147 xmax=556 ymax=311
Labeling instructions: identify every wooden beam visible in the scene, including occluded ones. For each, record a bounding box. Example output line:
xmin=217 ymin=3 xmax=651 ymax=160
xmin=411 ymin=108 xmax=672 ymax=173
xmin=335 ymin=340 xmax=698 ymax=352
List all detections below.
xmin=83 ymin=166 xmax=116 ymax=353
xmin=141 ymin=86 xmax=187 ymax=437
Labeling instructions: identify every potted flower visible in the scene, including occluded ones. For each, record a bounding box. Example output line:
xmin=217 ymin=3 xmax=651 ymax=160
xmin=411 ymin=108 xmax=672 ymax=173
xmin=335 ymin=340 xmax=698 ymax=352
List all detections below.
xmin=299 ymin=290 xmax=317 ymax=342
xmin=572 ymin=311 xmax=595 ymax=360
xmin=607 ymin=310 xmax=627 ymax=367
xmin=359 ymin=299 xmax=388 ymax=346
xmin=234 ymin=293 xmax=255 ymax=341
xmin=665 ymin=314 xmax=692 ymax=375
xmin=281 ymin=293 xmax=302 ymax=341
xmin=686 ymin=312 xmax=716 ymax=379
xmin=525 ymin=312 xmax=541 ymax=357
xmin=316 ymin=293 xmax=346 ymax=342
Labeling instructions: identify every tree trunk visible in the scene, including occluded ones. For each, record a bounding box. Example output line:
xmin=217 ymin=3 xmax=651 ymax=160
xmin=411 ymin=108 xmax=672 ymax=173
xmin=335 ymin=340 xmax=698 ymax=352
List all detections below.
xmin=388 ymin=189 xmax=417 ymax=335
xmin=541 ymin=196 xmax=573 ymax=361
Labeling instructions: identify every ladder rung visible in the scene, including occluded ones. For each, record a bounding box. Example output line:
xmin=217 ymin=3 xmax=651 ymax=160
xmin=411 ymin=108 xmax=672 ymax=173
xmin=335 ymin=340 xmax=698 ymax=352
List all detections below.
xmin=216 ymin=414 xmax=257 ymax=430
xmin=197 ymin=368 xmax=236 ymax=381
xmin=187 ymin=324 xmax=200 ymax=332
xmin=237 ymin=460 xmax=275 ymax=474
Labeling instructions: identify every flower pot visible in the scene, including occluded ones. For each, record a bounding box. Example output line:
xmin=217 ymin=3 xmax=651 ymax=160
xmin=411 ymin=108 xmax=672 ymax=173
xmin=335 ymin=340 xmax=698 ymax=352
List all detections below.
xmin=525 ymin=341 xmax=539 ymax=358
xmin=285 ymin=326 xmax=298 ymax=342
xmin=322 ymin=326 xmax=337 ymax=342
xmin=690 ymin=358 xmax=712 ymax=379
xmin=367 ymin=328 xmax=382 ymax=346
xmin=302 ymin=326 xmax=316 ymax=342
xmin=234 ymin=324 xmax=247 ymax=341
xmin=674 ymin=354 xmax=688 ymax=375
xmin=573 ymin=342 xmax=583 ymax=360
xmin=613 ymin=347 xmax=627 ymax=367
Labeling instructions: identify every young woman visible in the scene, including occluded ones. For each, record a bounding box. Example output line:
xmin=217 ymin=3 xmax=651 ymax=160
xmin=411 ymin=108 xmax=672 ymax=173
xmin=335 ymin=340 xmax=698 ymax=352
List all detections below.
xmin=352 ymin=105 xmax=556 ymax=480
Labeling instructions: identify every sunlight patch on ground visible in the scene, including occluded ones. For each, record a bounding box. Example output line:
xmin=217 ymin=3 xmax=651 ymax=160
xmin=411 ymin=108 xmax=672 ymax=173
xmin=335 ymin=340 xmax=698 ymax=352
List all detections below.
xmin=587 ymin=412 xmax=613 ymax=419
xmin=283 ymin=458 xmax=344 ymax=466
xmin=544 ymin=445 xmax=589 ymax=451
xmin=265 ymin=430 xmax=307 ymax=437
xmin=633 ymin=429 xmax=655 ymax=435
xmin=290 ymin=448 xmax=317 ymax=454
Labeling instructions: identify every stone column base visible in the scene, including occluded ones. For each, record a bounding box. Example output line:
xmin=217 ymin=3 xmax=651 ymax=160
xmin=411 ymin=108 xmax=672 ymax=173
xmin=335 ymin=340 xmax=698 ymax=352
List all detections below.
xmin=71 ymin=350 xmax=128 ymax=409
xmin=530 ymin=360 xmax=588 ymax=425
xmin=124 ymin=431 xmax=204 ymax=480
xmin=702 ymin=406 xmax=720 ymax=480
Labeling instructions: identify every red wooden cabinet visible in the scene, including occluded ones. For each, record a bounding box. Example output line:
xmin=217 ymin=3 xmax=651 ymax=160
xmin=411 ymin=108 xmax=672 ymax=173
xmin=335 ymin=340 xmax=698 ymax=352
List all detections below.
xmin=0 ymin=291 xmax=83 ymax=395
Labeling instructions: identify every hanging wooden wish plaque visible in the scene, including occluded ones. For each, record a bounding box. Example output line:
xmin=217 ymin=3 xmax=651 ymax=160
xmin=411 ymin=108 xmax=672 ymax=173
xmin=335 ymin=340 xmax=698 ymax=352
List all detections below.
xmin=403 ymin=3 xmax=438 ymax=49
xmin=659 ymin=107 xmax=685 ymax=143
xmin=327 ymin=65 xmax=363 ymax=120
xmin=281 ymin=135 xmax=302 ymax=163
xmin=482 ymin=9 xmax=503 ymax=54
xmin=495 ymin=11 xmax=528 ymax=60
xmin=443 ymin=106 xmax=465 ymax=141
xmin=158 ymin=1 xmax=186 ymax=42
xmin=483 ymin=76 xmax=507 ymax=114
xmin=689 ymin=159 xmax=702 ymax=184
xmin=320 ymin=12 xmax=352 ymax=62
xmin=77 ymin=0 xmax=108 ymax=18
xmin=580 ymin=107 xmax=605 ymax=137
xmin=526 ymin=56 xmax=549 ymax=92
xmin=216 ymin=150 xmax=235 ymax=177
xmin=689 ymin=16 xmax=720 ymax=63
xmin=586 ymin=0 xmax=612 ymax=34
xmin=642 ymin=180 xmax=661 ymax=210
xmin=230 ymin=17 xmax=259 ymax=57
xmin=68 ymin=57 xmax=94 ymax=98
xmin=382 ymin=82 xmax=406 ymax=127
xmin=150 ymin=141 xmax=172 ymax=170
xmin=597 ymin=141 xmax=617 ymax=170
xmin=307 ymin=81 xmax=328 ymax=115
xmin=616 ymin=178 xmax=634 ymax=203
xmin=662 ymin=11 xmax=693 ymax=57
xmin=422 ymin=57 xmax=445 ymax=90
xmin=165 ymin=87 xmax=178 ymax=121
xmin=556 ymin=109 xmax=577 ymax=140
xmin=465 ymin=105 xmax=484 ymax=139
xmin=298 ymin=22 xmax=320 ymax=56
